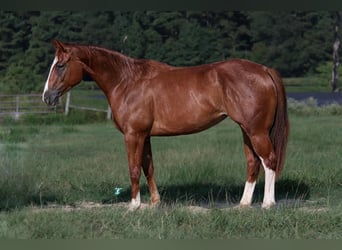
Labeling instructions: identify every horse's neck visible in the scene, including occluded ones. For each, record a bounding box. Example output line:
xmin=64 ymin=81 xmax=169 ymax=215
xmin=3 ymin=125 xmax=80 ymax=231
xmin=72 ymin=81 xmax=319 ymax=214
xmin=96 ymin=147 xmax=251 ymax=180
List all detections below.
xmin=81 ymin=46 xmax=137 ymax=92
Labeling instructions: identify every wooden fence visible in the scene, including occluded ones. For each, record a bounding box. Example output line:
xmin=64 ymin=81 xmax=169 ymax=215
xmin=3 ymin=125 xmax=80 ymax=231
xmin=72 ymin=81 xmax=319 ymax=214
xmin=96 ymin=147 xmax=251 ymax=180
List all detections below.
xmin=64 ymin=92 xmax=112 ymax=119
xmin=0 ymin=94 xmax=62 ymax=119
xmin=0 ymin=92 xmax=111 ymax=120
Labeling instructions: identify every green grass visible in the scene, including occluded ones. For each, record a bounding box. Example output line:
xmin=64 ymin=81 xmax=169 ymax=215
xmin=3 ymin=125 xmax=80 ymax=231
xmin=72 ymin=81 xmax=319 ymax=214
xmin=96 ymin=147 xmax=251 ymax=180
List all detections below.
xmin=283 ymin=76 xmax=332 ymax=92
xmin=0 ymin=205 xmax=340 ymax=239
xmin=0 ymin=113 xmax=341 ymax=239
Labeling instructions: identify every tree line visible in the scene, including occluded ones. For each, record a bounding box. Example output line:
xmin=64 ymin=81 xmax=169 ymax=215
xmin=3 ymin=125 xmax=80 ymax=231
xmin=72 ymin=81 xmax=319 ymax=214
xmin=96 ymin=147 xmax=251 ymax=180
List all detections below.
xmin=0 ymin=11 xmax=338 ymax=93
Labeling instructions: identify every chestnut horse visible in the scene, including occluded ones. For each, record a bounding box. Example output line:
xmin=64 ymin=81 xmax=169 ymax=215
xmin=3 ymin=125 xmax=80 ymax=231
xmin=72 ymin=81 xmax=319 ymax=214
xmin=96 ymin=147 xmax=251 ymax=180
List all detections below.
xmin=43 ymin=40 xmax=289 ymax=210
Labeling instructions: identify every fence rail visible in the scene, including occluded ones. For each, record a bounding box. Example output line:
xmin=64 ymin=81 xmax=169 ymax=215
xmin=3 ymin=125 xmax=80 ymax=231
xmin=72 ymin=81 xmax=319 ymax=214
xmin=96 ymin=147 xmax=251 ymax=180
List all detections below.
xmin=0 ymin=92 xmax=112 ymax=120
xmin=0 ymin=94 xmax=63 ymax=119
xmin=64 ymin=92 xmax=112 ymax=119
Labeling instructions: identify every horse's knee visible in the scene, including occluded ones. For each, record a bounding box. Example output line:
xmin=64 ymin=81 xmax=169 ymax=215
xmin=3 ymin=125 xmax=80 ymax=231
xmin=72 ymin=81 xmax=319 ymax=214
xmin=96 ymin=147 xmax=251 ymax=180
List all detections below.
xmin=129 ymin=165 xmax=141 ymax=181
xmin=260 ymin=152 xmax=276 ymax=171
xmin=249 ymin=134 xmax=276 ymax=171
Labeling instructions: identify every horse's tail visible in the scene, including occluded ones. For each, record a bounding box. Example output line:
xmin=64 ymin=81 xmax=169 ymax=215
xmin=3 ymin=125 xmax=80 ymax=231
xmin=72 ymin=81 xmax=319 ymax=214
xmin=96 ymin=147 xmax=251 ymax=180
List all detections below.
xmin=266 ymin=68 xmax=290 ymax=179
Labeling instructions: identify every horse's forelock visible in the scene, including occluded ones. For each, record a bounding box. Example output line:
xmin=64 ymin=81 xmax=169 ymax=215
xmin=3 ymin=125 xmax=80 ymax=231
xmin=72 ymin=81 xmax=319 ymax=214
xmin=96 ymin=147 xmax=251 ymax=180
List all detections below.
xmin=55 ymin=49 xmax=71 ymax=63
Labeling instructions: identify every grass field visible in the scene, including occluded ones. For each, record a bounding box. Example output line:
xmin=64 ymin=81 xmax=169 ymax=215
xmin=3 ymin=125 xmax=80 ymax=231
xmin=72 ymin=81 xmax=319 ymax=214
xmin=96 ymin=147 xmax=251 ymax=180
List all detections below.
xmin=283 ymin=77 xmax=331 ymax=92
xmin=0 ymin=109 xmax=341 ymax=238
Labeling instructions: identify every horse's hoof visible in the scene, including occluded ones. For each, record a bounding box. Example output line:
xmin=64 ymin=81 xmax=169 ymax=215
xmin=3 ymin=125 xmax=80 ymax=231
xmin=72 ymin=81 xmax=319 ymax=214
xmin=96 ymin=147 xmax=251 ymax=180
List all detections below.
xmin=234 ymin=204 xmax=252 ymax=209
xmin=150 ymin=200 xmax=161 ymax=209
xmin=261 ymin=202 xmax=276 ymax=209
xmin=127 ymin=203 xmax=141 ymax=212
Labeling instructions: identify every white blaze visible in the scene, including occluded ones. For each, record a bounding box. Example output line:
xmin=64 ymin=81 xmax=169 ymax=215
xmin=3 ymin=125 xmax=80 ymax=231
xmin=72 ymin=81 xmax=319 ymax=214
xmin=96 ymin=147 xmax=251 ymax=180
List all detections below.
xmin=42 ymin=56 xmax=58 ymax=101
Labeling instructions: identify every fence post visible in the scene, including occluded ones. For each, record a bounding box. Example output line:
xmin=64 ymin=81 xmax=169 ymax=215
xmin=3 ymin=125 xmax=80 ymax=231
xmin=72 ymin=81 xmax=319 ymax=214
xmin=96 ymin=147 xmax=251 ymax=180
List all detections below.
xmin=15 ymin=96 xmax=19 ymax=113
xmin=106 ymin=105 xmax=112 ymax=120
xmin=65 ymin=91 xmax=71 ymax=115
xmin=15 ymin=95 xmax=20 ymax=120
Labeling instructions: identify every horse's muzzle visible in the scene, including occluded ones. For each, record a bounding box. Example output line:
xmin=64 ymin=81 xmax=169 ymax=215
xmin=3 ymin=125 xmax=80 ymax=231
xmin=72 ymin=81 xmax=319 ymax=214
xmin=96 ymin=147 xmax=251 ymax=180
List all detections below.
xmin=43 ymin=89 xmax=60 ymax=106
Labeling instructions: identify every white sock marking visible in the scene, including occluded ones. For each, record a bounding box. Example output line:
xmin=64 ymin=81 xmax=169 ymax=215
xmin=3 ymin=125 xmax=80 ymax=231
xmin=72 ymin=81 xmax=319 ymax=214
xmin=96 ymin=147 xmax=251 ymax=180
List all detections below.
xmin=42 ymin=56 xmax=58 ymax=101
xmin=240 ymin=181 xmax=256 ymax=206
xmin=260 ymin=157 xmax=276 ymax=208
xmin=129 ymin=191 xmax=141 ymax=211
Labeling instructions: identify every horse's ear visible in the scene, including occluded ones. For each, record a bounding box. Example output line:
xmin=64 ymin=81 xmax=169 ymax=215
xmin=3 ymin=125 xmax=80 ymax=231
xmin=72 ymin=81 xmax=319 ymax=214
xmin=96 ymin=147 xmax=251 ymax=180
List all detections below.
xmin=52 ymin=39 xmax=68 ymax=52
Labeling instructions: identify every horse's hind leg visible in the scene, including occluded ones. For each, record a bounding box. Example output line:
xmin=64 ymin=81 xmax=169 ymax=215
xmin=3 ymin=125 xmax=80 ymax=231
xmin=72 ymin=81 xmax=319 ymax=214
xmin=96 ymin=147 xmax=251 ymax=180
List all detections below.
xmin=247 ymin=132 xmax=277 ymax=208
xmin=239 ymin=130 xmax=261 ymax=207
xmin=142 ymin=137 xmax=160 ymax=206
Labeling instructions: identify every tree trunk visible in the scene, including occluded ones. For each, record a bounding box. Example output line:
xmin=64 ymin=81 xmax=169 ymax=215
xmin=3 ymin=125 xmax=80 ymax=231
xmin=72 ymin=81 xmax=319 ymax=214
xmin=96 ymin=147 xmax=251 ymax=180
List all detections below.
xmin=332 ymin=11 xmax=341 ymax=93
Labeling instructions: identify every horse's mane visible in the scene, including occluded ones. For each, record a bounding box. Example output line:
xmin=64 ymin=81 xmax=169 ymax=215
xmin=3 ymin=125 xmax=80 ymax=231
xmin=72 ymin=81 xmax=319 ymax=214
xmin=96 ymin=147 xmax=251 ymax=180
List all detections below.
xmin=71 ymin=44 xmax=172 ymax=82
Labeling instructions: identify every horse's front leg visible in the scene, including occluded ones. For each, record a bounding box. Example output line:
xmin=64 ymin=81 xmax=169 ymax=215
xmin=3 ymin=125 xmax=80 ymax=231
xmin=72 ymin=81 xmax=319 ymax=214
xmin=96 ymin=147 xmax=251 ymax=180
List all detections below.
xmin=142 ymin=137 xmax=160 ymax=206
xmin=124 ymin=132 xmax=146 ymax=211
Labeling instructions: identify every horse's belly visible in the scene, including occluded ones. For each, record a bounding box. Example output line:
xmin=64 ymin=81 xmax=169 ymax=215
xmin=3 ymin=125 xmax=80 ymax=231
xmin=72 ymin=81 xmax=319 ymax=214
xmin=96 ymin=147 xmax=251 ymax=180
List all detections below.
xmin=151 ymin=112 xmax=227 ymax=136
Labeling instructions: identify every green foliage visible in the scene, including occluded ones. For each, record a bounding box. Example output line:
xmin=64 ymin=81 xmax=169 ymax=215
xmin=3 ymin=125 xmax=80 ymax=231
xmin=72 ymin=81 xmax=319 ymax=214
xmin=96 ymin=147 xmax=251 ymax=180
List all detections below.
xmin=0 ymin=11 xmax=339 ymax=93
xmin=248 ymin=11 xmax=334 ymax=76
xmin=0 ymin=11 xmax=32 ymax=73
xmin=0 ymin=60 xmax=44 ymax=93
xmin=124 ymin=18 xmax=146 ymax=58
xmin=315 ymin=61 xmax=342 ymax=87
xmin=288 ymin=97 xmax=342 ymax=115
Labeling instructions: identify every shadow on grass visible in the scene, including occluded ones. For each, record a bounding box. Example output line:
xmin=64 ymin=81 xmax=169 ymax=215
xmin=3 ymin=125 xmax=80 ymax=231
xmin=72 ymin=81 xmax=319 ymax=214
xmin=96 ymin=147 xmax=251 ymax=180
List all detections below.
xmin=103 ymin=178 xmax=311 ymax=206
xmin=0 ymin=178 xmax=310 ymax=211
xmin=162 ymin=178 xmax=310 ymax=206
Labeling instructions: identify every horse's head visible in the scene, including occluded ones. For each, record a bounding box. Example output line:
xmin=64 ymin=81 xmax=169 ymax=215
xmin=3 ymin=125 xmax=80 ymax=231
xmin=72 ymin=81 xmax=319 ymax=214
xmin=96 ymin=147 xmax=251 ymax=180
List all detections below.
xmin=42 ymin=40 xmax=86 ymax=106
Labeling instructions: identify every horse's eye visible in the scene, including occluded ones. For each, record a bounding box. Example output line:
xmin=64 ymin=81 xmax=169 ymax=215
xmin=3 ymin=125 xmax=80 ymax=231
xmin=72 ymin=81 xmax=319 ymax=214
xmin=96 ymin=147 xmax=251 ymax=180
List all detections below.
xmin=56 ymin=63 xmax=66 ymax=69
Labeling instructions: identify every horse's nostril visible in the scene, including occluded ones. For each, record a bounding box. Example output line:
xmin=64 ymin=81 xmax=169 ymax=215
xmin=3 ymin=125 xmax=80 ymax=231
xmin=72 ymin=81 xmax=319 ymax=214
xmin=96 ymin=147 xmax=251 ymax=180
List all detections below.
xmin=43 ymin=93 xmax=49 ymax=104
xmin=43 ymin=90 xmax=60 ymax=106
